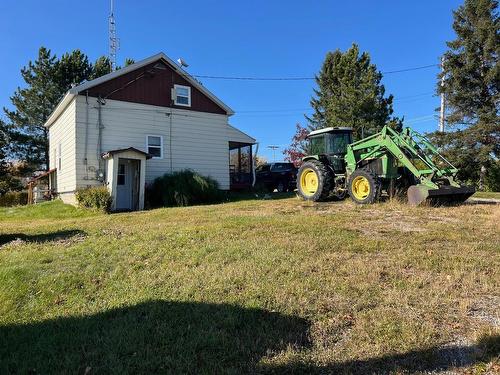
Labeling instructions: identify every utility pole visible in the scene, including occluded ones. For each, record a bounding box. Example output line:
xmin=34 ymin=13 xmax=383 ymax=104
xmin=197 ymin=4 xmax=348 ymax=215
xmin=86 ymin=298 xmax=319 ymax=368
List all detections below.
xmin=109 ymin=0 xmax=118 ymax=71
xmin=439 ymin=57 xmax=445 ymax=132
xmin=267 ymin=145 xmax=279 ymax=162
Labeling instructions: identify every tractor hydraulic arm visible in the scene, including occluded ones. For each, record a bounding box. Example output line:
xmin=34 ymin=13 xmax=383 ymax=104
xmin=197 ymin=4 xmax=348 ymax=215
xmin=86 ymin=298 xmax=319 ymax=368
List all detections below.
xmin=346 ymin=125 xmax=460 ymax=189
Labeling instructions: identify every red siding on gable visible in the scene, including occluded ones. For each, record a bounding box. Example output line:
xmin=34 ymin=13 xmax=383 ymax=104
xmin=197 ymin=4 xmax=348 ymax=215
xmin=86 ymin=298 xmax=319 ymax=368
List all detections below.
xmin=84 ymin=60 xmax=227 ymax=115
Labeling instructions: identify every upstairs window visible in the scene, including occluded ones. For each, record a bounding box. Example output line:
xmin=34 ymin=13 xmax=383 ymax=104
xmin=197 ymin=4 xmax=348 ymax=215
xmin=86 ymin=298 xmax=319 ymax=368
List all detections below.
xmin=146 ymin=135 xmax=163 ymax=159
xmin=174 ymin=84 xmax=191 ymax=107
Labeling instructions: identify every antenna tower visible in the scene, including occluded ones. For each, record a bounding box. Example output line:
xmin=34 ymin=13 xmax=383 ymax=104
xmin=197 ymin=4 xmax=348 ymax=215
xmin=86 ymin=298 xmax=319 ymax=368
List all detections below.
xmin=109 ymin=0 xmax=118 ymax=71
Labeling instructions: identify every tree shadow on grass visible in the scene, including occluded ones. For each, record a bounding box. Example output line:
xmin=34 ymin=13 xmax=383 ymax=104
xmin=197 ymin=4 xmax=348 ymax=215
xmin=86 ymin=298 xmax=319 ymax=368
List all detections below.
xmin=0 ymin=229 xmax=85 ymax=246
xmin=263 ymin=334 xmax=500 ymax=374
xmin=0 ymin=300 xmax=310 ymax=374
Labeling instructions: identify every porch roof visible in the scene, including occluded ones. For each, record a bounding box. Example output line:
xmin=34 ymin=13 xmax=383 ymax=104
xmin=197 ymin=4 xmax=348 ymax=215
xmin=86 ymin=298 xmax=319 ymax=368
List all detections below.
xmin=101 ymin=147 xmax=152 ymax=160
xmin=227 ymin=124 xmax=256 ymax=145
xmin=229 ymin=141 xmax=254 ymax=150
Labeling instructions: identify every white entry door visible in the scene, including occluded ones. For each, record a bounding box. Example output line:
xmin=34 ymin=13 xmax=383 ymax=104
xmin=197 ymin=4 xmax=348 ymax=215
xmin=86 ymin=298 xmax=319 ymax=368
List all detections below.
xmin=116 ymin=159 xmax=132 ymax=210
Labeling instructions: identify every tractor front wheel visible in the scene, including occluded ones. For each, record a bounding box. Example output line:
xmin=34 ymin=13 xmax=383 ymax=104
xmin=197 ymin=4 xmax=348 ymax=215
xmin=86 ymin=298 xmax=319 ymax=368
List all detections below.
xmin=297 ymin=160 xmax=333 ymax=201
xmin=348 ymin=169 xmax=381 ymax=204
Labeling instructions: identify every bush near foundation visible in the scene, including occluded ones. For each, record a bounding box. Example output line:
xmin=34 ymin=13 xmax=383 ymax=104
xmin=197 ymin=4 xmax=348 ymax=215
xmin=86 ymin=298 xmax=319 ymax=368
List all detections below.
xmin=75 ymin=186 xmax=112 ymax=212
xmin=146 ymin=170 xmax=223 ymax=208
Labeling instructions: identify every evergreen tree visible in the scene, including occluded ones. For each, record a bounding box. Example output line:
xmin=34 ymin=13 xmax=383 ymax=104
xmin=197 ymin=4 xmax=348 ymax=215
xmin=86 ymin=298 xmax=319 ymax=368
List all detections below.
xmin=307 ymin=44 xmax=397 ymax=139
xmin=0 ymin=119 xmax=23 ymax=194
xmin=124 ymin=58 xmax=135 ymax=67
xmin=56 ymin=50 xmax=92 ymax=91
xmin=91 ymin=56 xmax=112 ymax=80
xmin=115 ymin=58 xmax=136 ymax=70
xmin=3 ymin=47 xmax=59 ymax=170
xmin=430 ymin=0 xmax=499 ymax=186
xmin=3 ymin=48 xmax=114 ymax=172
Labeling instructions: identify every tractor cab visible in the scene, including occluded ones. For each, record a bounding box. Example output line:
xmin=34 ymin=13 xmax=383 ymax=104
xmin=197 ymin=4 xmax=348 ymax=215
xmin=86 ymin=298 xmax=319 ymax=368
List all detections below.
xmin=306 ymin=127 xmax=353 ymax=173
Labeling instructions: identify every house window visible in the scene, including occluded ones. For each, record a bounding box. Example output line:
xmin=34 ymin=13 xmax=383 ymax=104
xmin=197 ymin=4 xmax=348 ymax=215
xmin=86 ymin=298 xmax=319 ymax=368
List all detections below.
xmin=174 ymin=84 xmax=191 ymax=107
xmin=146 ymin=135 xmax=163 ymax=158
xmin=117 ymin=163 xmax=125 ymax=185
xmin=57 ymin=143 xmax=62 ymax=171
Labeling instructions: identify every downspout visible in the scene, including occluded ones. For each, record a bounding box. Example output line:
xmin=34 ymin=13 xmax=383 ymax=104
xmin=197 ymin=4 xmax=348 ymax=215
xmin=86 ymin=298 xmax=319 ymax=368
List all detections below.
xmin=169 ymin=108 xmax=173 ymax=173
xmin=169 ymin=70 xmax=175 ymax=173
xmin=84 ymin=91 xmax=89 ymax=179
xmin=252 ymin=143 xmax=259 ymax=187
xmin=97 ymin=96 xmax=104 ymax=180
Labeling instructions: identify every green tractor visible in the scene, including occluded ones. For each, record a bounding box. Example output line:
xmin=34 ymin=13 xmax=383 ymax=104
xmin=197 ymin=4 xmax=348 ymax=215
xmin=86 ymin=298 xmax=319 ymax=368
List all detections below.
xmin=296 ymin=125 xmax=475 ymax=205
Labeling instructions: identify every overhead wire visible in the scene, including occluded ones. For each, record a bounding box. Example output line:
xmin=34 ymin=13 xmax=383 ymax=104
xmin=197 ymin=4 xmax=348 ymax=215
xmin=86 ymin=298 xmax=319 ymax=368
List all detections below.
xmin=192 ymin=64 xmax=439 ymax=81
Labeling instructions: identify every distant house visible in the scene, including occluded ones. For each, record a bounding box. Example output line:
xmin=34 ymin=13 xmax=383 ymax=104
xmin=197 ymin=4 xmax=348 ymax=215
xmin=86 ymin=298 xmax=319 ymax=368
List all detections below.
xmin=44 ymin=52 xmax=255 ymax=211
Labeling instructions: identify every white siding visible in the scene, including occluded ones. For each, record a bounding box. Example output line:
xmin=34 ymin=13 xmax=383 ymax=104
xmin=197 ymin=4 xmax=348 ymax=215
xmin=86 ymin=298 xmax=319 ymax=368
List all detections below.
xmin=48 ymin=98 xmax=77 ymax=203
xmin=74 ymin=96 xmax=234 ymax=189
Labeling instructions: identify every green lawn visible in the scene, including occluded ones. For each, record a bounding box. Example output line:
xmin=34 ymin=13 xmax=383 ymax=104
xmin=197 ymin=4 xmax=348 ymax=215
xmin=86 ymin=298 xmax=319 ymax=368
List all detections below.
xmin=0 ymin=197 xmax=498 ymax=374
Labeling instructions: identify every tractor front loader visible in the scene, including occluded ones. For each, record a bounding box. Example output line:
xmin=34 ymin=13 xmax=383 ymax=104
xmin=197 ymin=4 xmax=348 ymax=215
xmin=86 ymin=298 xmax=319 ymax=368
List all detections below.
xmin=296 ymin=125 xmax=475 ymax=205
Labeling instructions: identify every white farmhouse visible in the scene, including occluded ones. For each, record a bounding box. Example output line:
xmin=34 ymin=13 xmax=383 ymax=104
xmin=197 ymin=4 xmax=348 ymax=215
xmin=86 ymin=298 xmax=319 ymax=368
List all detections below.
xmin=45 ymin=53 xmax=255 ymax=210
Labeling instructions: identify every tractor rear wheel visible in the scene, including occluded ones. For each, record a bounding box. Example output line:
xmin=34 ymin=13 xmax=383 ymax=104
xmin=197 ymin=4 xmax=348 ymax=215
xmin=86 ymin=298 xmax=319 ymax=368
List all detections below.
xmin=348 ymin=169 xmax=381 ymax=204
xmin=297 ymin=160 xmax=333 ymax=201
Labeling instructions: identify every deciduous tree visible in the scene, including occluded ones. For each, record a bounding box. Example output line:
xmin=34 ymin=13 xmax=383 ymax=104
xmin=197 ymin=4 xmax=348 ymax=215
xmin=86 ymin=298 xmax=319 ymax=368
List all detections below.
xmin=283 ymin=123 xmax=309 ymax=166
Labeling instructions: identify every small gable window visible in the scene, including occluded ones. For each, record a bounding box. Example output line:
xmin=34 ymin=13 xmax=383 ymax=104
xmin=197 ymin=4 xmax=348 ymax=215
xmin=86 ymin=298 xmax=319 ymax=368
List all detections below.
xmin=174 ymin=84 xmax=191 ymax=107
xmin=146 ymin=135 xmax=163 ymax=159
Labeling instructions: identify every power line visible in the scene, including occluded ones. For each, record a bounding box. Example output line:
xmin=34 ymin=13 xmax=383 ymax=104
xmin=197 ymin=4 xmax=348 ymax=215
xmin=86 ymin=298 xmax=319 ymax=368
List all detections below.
xmin=236 ymin=92 xmax=436 ymax=114
xmin=404 ymin=114 xmax=436 ymax=124
xmin=238 ymin=108 xmax=312 ymax=113
xmin=382 ymin=64 xmax=438 ymax=74
xmin=394 ymin=91 xmax=435 ymax=101
xmin=99 ymin=102 xmax=436 ymax=125
xmin=194 ymin=75 xmax=311 ymax=81
xmin=192 ymin=64 xmax=439 ymax=81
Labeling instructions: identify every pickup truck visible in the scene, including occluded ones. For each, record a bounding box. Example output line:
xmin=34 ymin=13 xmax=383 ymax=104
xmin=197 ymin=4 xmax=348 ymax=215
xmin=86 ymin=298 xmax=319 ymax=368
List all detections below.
xmin=255 ymin=162 xmax=297 ymax=192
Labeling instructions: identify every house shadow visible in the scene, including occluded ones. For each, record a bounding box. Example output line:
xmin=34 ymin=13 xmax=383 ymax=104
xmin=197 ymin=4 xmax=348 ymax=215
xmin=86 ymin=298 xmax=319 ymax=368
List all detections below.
xmin=0 ymin=229 xmax=85 ymax=246
xmin=1 ymin=300 xmax=498 ymax=374
xmin=263 ymin=334 xmax=500 ymax=374
xmin=0 ymin=300 xmax=310 ymax=374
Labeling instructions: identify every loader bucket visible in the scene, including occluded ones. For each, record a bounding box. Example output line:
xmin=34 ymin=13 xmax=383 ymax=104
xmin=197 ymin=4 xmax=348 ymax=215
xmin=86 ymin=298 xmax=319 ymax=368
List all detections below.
xmin=407 ymin=184 xmax=475 ymax=206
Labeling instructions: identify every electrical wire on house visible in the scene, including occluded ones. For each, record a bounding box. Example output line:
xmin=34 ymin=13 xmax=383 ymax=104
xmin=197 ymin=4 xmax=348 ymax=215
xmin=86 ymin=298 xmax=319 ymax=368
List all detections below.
xmin=98 ymin=105 xmax=437 ymax=125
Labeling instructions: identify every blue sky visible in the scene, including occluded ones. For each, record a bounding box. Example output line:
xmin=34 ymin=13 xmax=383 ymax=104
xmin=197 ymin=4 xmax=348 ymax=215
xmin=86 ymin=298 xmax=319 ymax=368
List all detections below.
xmin=0 ymin=0 xmax=462 ymax=161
